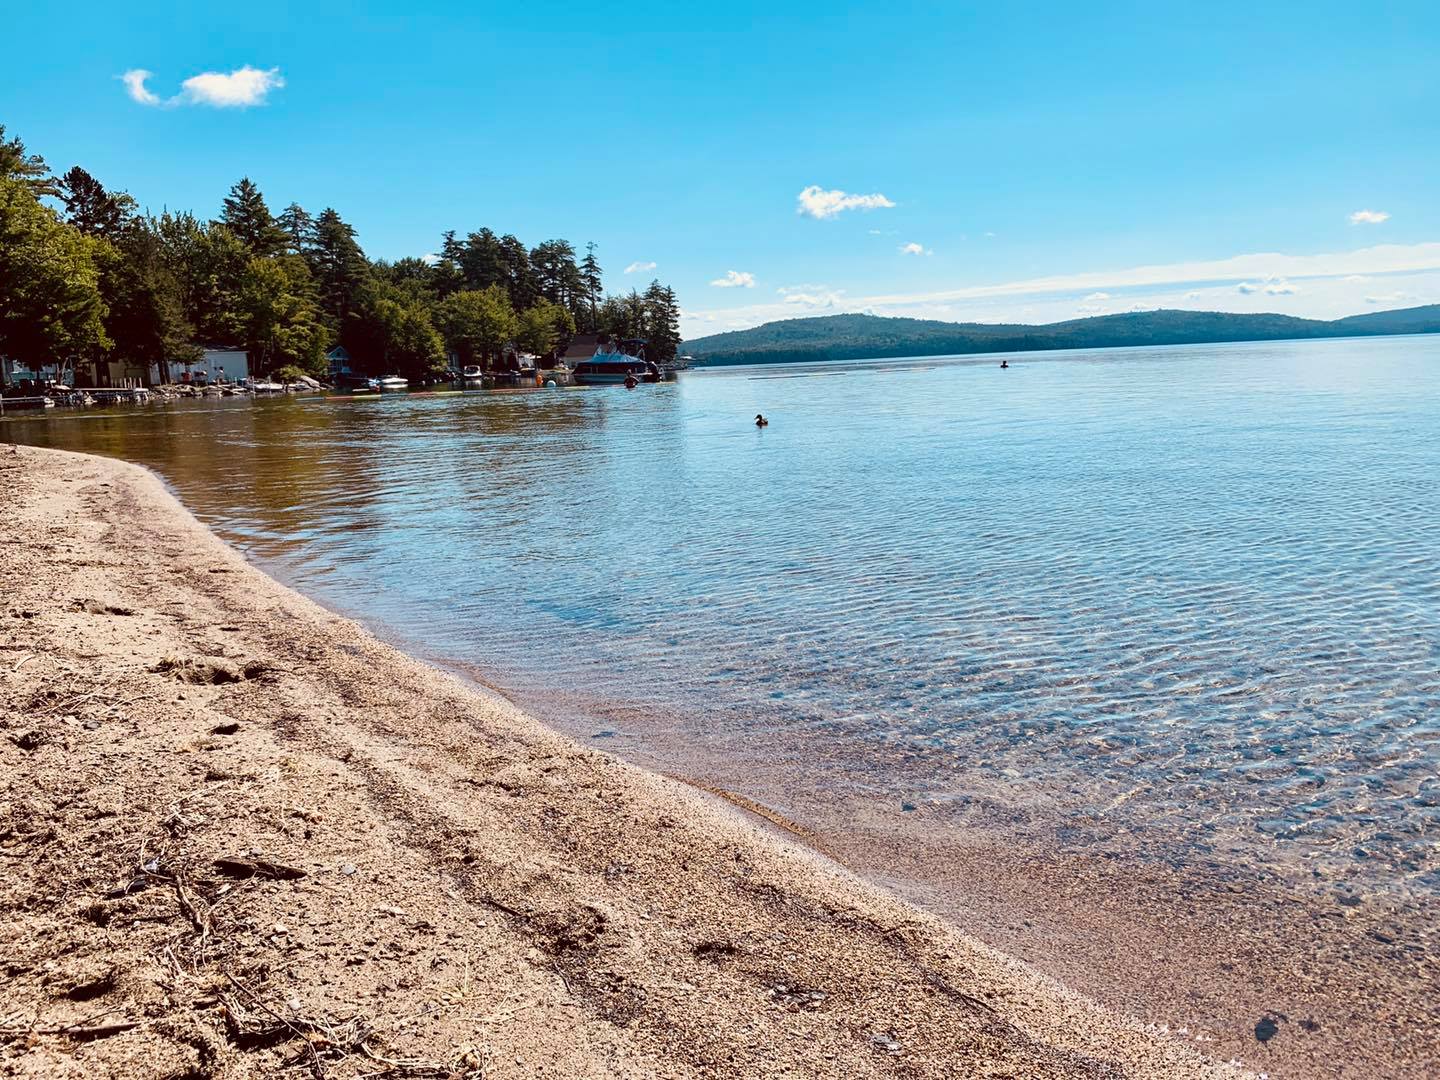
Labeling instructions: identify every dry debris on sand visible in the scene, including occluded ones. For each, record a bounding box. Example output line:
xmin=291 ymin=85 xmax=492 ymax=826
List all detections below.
xmin=0 ymin=446 xmax=1242 ymax=1078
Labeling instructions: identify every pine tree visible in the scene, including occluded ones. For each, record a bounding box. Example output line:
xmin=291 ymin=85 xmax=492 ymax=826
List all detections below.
xmin=276 ymin=202 xmax=315 ymax=255
xmin=219 ymin=177 xmax=288 ymax=257
xmin=579 ymin=243 xmax=603 ymax=332
xmin=0 ymin=125 xmax=57 ymax=197
xmin=307 ymin=208 xmax=370 ymax=334
xmin=643 ymin=280 xmax=681 ymax=362
xmin=57 ymin=166 xmax=135 ymax=238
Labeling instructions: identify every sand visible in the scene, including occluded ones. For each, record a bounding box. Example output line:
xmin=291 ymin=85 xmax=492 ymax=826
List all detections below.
xmin=0 ymin=445 xmax=1243 ymax=1079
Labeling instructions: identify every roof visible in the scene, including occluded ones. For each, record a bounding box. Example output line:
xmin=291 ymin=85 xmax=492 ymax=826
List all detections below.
xmin=561 ymin=334 xmax=600 ymax=361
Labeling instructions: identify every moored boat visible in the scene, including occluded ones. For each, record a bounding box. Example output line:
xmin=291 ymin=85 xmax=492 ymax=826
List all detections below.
xmin=572 ymin=338 xmax=661 ymax=386
xmin=378 ymin=375 xmax=409 ymax=392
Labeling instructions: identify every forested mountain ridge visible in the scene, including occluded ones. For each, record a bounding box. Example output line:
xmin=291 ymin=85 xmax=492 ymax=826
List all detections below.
xmin=683 ymin=306 xmax=1440 ymax=366
xmin=0 ymin=123 xmax=681 ymax=386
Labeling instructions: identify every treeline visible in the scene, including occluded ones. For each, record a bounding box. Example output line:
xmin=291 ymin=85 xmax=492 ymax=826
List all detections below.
xmin=682 ymin=308 xmax=1440 ymax=367
xmin=0 ymin=123 xmax=681 ymax=385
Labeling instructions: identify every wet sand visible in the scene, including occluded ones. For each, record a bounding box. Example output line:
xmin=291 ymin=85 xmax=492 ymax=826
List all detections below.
xmin=518 ymin=691 xmax=1439 ymax=1079
xmin=0 ymin=445 xmax=1237 ymax=1077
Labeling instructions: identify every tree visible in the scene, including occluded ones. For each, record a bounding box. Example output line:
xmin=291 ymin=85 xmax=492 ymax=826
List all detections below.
xmin=0 ymin=177 xmax=109 ymax=382
xmin=499 ymin=233 xmax=540 ymax=310
xmin=643 ymin=280 xmax=681 ymax=362
xmin=0 ymin=125 xmax=57 ymax=198
xmin=578 ymin=242 xmax=603 ymax=332
xmin=530 ymin=239 xmax=583 ymax=317
xmin=515 ymin=299 xmax=575 ymax=357
xmin=350 ymin=280 xmax=445 ymax=379
xmin=99 ymin=220 xmax=196 ymax=384
xmin=219 ymin=177 xmax=288 ymax=257
xmin=436 ymin=286 xmax=516 ymax=368
xmin=57 ymin=166 xmax=136 ymax=238
xmin=276 ymin=202 xmax=315 ymax=255
xmin=238 ymin=256 xmax=328 ymax=376
xmin=154 ymin=213 xmax=249 ymax=344
xmin=307 ymin=208 xmax=369 ymax=334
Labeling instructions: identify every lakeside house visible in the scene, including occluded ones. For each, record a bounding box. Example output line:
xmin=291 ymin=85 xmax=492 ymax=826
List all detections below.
xmin=560 ymin=333 xmax=600 ymax=368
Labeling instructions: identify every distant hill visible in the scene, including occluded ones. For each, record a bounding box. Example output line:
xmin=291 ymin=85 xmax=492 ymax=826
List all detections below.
xmin=682 ymin=305 xmax=1440 ymax=366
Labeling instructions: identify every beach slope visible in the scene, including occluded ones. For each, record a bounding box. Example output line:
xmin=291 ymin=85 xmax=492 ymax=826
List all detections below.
xmin=0 ymin=446 xmax=1237 ymax=1079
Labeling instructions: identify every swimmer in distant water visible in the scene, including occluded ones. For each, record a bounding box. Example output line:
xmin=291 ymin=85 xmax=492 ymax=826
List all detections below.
xmin=755 ymin=413 xmax=769 ymax=427
xmin=1000 ymin=360 xmax=1009 ymax=369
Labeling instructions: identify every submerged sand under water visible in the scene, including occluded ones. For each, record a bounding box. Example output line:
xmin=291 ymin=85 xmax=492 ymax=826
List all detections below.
xmin=0 ymin=446 xmax=1244 ymax=1078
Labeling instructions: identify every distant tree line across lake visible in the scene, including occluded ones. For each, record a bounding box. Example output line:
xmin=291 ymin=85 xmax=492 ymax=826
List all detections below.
xmin=0 ymin=123 xmax=681 ymax=386
xmin=684 ymin=306 xmax=1440 ymax=368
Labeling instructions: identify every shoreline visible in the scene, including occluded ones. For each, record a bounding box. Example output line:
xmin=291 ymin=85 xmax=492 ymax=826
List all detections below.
xmin=0 ymin=445 xmax=1236 ymax=1078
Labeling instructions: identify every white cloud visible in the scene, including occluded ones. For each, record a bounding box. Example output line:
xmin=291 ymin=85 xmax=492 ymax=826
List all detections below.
xmin=681 ymin=242 xmax=1440 ymax=338
xmin=122 ymin=65 xmax=284 ymax=108
xmin=1349 ymin=209 xmax=1390 ymax=225
xmin=899 ymin=242 xmax=933 ymax=256
xmin=1083 ymin=292 xmax=1110 ymax=301
xmin=122 ymin=69 xmax=161 ymax=106
xmin=420 ymin=253 xmax=441 ymax=266
xmin=797 ymin=185 xmax=896 ymax=220
xmin=783 ymin=289 xmax=845 ymax=308
xmin=1239 ymin=277 xmax=1298 ymax=295
xmin=624 ymin=260 xmax=657 ymax=274
xmin=710 ymin=270 xmax=756 ymax=288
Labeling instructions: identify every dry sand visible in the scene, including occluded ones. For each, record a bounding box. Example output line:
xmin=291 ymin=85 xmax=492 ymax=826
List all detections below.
xmin=0 ymin=445 xmax=1244 ymax=1079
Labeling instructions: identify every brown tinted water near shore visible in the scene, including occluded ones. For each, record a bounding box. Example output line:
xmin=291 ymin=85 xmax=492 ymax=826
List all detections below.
xmin=0 ymin=446 xmax=1243 ymax=1078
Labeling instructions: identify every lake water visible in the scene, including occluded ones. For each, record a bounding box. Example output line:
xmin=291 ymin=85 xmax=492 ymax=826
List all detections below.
xmin=7 ymin=336 xmax=1439 ymax=906
xmin=11 ymin=335 xmax=1440 ymax=1072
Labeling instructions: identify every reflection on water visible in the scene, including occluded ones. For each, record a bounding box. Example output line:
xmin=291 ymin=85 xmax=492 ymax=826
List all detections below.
xmin=8 ymin=336 xmax=1440 ymax=901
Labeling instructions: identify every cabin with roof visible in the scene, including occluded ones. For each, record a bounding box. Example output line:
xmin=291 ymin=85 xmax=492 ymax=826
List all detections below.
xmin=560 ymin=333 xmax=600 ymax=368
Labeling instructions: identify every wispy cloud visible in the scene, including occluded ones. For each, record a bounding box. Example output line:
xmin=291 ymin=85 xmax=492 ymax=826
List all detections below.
xmin=1349 ymin=209 xmax=1391 ymax=225
xmin=121 ymin=65 xmax=285 ymax=108
xmin=710 ymin=270 xmax=756 ymax=288
xmin=1237 ymin=277 xmax=1297 ymax=295
xmin=682 ymin=241 xmax=1440 ymax=337
xmin=780 ymin=285 xmax=845 ymax=308
xmin=122 ymin=69 xmax=161 ymax=105
xmin=797 ymin=185 xmax=896 ymax=220
xmin=899 ymin=242 xmax=933 ymax=256
xmin=1364 ymin=291 xmax=1416 ymax=305
xmin=624 ymin=260 xmax=657 ymax=274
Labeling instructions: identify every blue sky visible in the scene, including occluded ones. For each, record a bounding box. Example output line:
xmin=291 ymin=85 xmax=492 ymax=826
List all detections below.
xmin=4 ymin=2 xmax=1438 ymax=338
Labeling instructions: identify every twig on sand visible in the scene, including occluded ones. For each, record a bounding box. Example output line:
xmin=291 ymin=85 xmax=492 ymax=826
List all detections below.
xmin=223 ymin=972 xmax=328 ymax=1080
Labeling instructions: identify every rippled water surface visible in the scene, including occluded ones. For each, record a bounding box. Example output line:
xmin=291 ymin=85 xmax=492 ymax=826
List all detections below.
xmin=10 ymin=336 xmax=1440 ymax=898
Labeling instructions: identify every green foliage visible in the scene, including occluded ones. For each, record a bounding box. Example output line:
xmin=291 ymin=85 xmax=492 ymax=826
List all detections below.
xmin=1 ymin=122 xmax=682 ymax=387
xmin=219 ymin=177 xmax=289 ymax=257
xmin=0 ymin=124 xmax=58 ymax=198
xmin=57 ymin=166 xmax=136 ymax=238
xmin=239 ymin=256 xmax=329 ymax=376
xmin=680 ymin=309 xmax=1440 ymax=366
xmin=271 ymin=364 xmax=310 ymax=384
xmin=515 ymin=299 xmax=575 ymax=357
xmin=307 ymin=208 xmax=368 ymax=334
xmin=436 ymin=286 xmax=516 ymax=366
xmin=99 ymin=220 xmax=195 ymax=382
xmin=0 ymin=176 xmax=109 ymax=375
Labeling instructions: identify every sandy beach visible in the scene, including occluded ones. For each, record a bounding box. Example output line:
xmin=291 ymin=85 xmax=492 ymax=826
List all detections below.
xmin=0 ymin=444 xmax=1249 ymax=1078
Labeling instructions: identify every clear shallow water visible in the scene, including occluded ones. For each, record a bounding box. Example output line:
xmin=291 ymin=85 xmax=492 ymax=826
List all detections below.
xmin=9 ymin=336 xmax=1440 ymax=898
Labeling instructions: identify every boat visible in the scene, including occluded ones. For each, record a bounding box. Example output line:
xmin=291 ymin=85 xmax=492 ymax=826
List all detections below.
xmin=572 ymin=339 xmax=662 ymax=386
xmin=335 ymin=374 xmax=380 ymax=394
xmin=378 ymin=375 xmax=409 ymax=392
xmin=250 ymin=379 xmax=285 ymax=394
xmin=460 ymin=365 xmax=485 ymax=388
